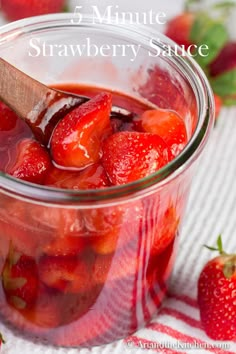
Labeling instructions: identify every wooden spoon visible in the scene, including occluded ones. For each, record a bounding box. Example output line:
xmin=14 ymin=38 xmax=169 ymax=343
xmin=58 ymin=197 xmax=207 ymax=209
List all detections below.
xmin=0 ymin=58 xmax=88 ymax=146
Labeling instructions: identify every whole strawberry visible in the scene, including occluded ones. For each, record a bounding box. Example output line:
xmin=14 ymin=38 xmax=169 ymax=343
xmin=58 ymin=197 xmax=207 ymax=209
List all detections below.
xmin=198 ymin=235 xmax=236 ymax=341
xmin=1 ymin=0 xmax=67 ymax=22
xmin=165 ymin=12 xmax=195 ymax=51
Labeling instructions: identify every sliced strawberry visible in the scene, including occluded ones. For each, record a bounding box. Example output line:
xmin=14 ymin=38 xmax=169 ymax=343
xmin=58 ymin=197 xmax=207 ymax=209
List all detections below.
xmin=25 ymin=289 xmax=62 ymax=328
xmin=45 ymin=163 xmax=110 ymax=190
xmin=0 ymin=101 xmax=18 ymax=131
xmin=5 ymin=138 xmax=52 ymax=184
xmin=147 ymin=237 xmax=176 ymax=287
xmin=150 ymin=205 xmax=179 ymax=256
xmin=102 ymin=131 xmax=169 ymax=185
xmin=87 ymin=201 xmax=143 ymax=255
xmin=0 ymin=199 xmax=44 ymax=256
xmin=83 ymin=206 xmax=124 ymax=234
xmin=2 ymin=247 xmax=39 ymax=311
xmin=29 ymin=205 xmax=84 ymax=237
xmin=83 ymin=207 xmax=124 ymax=254
xmin=140 ymin=109 xmax=187 ymax=159
xmin=92 ymin=254 xmax=113 ymax=285
xmin=92 ymin=251 xmax=138 ymax=285
xmin=91 ymin=232 xmax=119 ymax=255
xmin=43 ymin=236 xmax=85 ymax=257
xmin=165 ymin=12 xmax=195 ymax=50
xmin=39 ymin=255 xmax=91 ymax=294
xmin=50 ymin=92 xmax=112 ymax=168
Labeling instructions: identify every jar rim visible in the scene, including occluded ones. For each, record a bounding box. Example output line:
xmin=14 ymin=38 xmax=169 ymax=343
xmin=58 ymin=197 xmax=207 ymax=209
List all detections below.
xmin=0 ymin=13 xmax=215 ymax=205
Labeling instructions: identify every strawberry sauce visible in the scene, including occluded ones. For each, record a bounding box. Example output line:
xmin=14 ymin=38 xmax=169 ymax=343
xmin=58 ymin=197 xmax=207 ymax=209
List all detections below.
xmin=0 ymin=84 xmax=189 ymax=346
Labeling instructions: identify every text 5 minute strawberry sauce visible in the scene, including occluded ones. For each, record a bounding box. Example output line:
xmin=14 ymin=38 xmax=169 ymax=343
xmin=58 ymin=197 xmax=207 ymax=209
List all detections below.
xmin=0 ymin=15 xmax=214 ymax=347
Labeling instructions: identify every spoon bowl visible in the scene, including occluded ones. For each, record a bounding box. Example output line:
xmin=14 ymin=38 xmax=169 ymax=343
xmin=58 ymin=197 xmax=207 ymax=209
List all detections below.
xmin=0 ymin=58 xmax=89 ymax=145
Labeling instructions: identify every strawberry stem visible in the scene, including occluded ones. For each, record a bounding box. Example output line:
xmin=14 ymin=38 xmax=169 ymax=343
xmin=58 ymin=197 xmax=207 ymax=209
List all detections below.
xmin=204 ymin=234 xmax=227 ymax=255
xmin=223 ymin=259 xmax=236 ymax=278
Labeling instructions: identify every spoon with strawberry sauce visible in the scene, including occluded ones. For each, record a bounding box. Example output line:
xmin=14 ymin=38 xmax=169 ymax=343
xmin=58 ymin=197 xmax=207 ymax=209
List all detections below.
xmin=0 ymin=58 xmax=138 ymax=148
xmin=0 ymin=57 xmax=89 ymax=146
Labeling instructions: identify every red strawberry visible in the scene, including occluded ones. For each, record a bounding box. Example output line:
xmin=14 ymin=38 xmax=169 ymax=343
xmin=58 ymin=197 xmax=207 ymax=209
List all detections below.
xmin=91 ymin=232 xmax=119 ymax=255
xmin=39 ymin=255 xmax=91 ymax=294
xmin=209 ymin=42 xmax=236 ymax=77
xmin=29 ymin=205 xmax=84 ymax=237
xmin=83 ymin=206 xmax=124 ymax=254
xmin=0 ymin=199 xmax=49 ymax=257
xmin=25 ymin=288 xmax=62 ymax=328
xmin=150 ymin=205 xmax=180 ymax=257
xmin=45 ymin=163 xmax=110 ymax=190
xmin=50 ymin=92 xmax=112 ymax=169
xmin=140 ymin=109 xmax=187 ymax=159
xmin=83 ymin=206 xmax=124 ymax=235
xmin=6 ymin=138 xmax=52 ymax=184
xmin=102 ymin=131 xmax=169 ymax=185
xmin=92 ymin=254 xmax=113 ymax=285
xmin=2 ymin=247 xmax=39 ymax=311
xmin=165 ymin=12 xmax=195 ymax=50
xmin=198 ymin=235 xmax=236 ymax=341
xmin=0 ymin=101 xmax=18 ymax=131
xmin=1 ymin=0 xmax=67 ymax=21
xmin=85 ymin=201 xmax=142 ymax=255
xmin=43 ymin=236 xmax=85 ymax=257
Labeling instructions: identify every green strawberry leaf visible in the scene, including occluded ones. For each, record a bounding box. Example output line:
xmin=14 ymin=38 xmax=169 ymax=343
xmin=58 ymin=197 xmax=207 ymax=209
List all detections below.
xmin=211 ymin=69 xmax=236 ymax=96
xmin=224 ymin=96 xmax=236 ymax=106
xmin=204 ymin=234 xmax=227 ymax=255
xmin=190 ymin=14 xmax=228 ymax=66
xmin=217 ymin=234 xmax=223 ymax=254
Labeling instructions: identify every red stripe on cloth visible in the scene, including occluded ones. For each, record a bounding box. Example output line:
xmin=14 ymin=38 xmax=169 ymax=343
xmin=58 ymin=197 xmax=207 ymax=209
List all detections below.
xmin=124 ymin=336 xmax=187 ymax=354
xmin=167 ymin=292 xmax=199 ymax=309
xmin=159 ymin=307 xmax=203 ymax=329
xmin=148 ymin=322 xmax=235 ymax=354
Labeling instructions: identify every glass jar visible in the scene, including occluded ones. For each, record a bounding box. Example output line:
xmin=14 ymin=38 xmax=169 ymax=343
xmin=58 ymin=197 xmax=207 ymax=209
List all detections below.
xmin=0 ymin=14 xmax=214 ymax=347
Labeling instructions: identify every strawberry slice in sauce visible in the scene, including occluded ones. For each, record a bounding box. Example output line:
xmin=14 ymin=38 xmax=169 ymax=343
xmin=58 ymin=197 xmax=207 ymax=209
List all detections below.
xmin=5 ymin=138 xmax=52 ymax=184
xmin=39 ymin=255 xmax=91 ymax=294
xmin=140 ymin=109 xmax=187 ymax=159
xmin=2 ymin=247 xmax=39 ymax=311
xmin=50 ymin=92 xmax=112 ymax=169
xmin=45 ymin=163 xmax=110 ymax=190
xmin=102 ymin=131 xmax=170 ymax=185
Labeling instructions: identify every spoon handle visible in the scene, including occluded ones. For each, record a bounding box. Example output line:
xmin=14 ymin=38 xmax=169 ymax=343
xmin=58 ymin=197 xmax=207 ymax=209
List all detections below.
xmin=0 ymin=58 xmax=87 ymax=145
xmin=0 ymin=57 xmax=58 ymax=119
